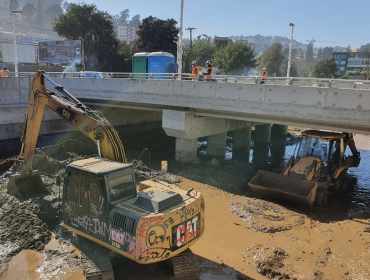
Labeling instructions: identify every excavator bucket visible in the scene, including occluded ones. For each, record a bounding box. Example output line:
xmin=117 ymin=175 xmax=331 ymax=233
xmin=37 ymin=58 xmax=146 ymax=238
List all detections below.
xmin=248 ymin=170 xmax=318 ymax=207
xmin=7 ymin=170 xmax=49 ymax=199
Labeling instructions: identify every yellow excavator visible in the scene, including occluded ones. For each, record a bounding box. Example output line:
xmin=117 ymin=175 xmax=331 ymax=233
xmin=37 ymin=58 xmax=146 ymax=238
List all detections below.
xmin=249 ymin=130 xmax=360 ymax=207
xmin=7 ymin=71 xmax=204 ymax=279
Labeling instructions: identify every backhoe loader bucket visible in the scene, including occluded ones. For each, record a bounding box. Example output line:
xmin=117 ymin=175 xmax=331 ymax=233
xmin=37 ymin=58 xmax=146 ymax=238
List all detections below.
xmin=7 ymin=170 xmax=49 ymax=199
xmin=248 ymin=170 xmax=318 ymax=207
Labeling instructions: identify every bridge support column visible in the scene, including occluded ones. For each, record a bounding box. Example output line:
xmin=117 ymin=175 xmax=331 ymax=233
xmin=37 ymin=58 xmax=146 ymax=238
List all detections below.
xmin=175 ymin=138 xmax=197 ymax=161
xmin=233 ymin=127 xmax=251 ymax=161
xmin=207 ymin=132 xmax=227 ymax=158
xmin=254 ymin=124 xmax=271 ymax=143
xmin=272 ymin=124 xmax=288 ymax=137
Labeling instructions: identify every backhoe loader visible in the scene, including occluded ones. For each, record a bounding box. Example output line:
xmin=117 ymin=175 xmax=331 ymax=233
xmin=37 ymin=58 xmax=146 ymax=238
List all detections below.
xmin=7 ymin=71 xmax=204 ymax=279
xmin=249 ymin=130 xmax=360 ymax=207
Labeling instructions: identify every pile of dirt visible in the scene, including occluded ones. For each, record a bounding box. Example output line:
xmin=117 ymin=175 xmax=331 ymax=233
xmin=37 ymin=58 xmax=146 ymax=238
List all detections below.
xmin=228 ymin=196 xmax=306 ymax=233
xmin=0 ymin=194 xmax=53 ymax=275
xmin=252 ymin=247 xmax=291 ymax=280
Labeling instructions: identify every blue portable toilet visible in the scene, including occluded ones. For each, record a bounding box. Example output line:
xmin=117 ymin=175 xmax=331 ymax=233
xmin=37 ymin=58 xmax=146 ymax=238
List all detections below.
xmin=148 ymin=52 xmax=176 ymax=79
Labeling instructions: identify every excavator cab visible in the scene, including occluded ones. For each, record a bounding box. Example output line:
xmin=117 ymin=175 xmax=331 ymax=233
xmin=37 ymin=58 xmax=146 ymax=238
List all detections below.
xmin=249 ymin=130 xmax=360 ymax=207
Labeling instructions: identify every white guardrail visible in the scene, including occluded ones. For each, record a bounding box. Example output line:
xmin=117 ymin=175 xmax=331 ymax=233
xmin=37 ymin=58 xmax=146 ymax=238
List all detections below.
xmin=7 ymin=72 xmax=370 ymax=90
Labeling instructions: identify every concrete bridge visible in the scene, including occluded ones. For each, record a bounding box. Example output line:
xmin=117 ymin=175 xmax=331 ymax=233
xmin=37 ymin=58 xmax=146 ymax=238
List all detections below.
xmin=1 ymin=73 xmax=370 ymax=161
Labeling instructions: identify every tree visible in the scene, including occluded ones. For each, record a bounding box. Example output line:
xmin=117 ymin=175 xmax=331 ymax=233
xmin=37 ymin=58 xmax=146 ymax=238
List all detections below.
xmin=317 ymin=48 xmax=322 ymax=61
xmin=310 ymin=57 xmax=337 ymax=78
xmin=259 ymin=43 xmax=285 ymax=76
xmin=129 ymin=14 xmax=141 ymax=29
xmin=306 ymin=41 xmax=314 ymax=63
xmin=136 ymin=16 xmax=179 ymax=55
xmin=213 ymin=41 xmax=256 ymax=75
xmin=53 ymin=4 xmax=119 ymax=71
xmin=44 ymin=4 xmax=63 ymax=29
xmin=363 ymin=47 xmax=370 ymax=80
xmin=9 ymin=0 xmax=18 ymax=16
xmin=22 ymin=3 xmax=36 ymax=23
xmin=322 ymin=47 xmax=333 ymax=59
xmin=183 ymin=39 xmax=216 ymax=72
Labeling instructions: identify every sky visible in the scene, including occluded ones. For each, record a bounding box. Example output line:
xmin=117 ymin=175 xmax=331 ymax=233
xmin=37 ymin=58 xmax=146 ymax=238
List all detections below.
xmin=70 ymin=0 xmax=369 ymax=49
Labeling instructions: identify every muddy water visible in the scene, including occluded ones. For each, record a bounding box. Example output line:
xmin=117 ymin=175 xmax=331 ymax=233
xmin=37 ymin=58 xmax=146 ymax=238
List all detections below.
xmin=2 ymin=250 xmax=44 ymax=280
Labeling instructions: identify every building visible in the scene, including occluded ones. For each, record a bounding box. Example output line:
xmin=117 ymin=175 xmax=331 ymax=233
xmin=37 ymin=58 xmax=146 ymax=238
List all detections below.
xmin=332 ymin=51 xmax=370 ymax=76
xmin=116 ymin=25 xmax=137 ymax=43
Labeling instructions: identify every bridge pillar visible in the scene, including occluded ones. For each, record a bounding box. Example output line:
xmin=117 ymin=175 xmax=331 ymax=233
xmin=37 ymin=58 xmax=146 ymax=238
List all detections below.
xmin=207 ymin=132 xmax=227 ymax=158
xmin=233 ymin=127 xmax=251 ymax=161
xmin=271 ymin=124 xmax=288 ymax=137
xmin=254 ymin=124 xmax=271 ymax=143
xmin=175 ymin=138 xmax=197 ymax=161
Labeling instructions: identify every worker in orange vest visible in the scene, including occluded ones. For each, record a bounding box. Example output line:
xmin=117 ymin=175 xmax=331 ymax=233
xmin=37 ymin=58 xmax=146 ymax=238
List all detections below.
xmin=0 ymin=65 xmax=9 ymax=77
xmin=191 ymin=61 xmax=199 ymax=80
xmin=204 ymin=60 xmax=214 ymax=81
xmin=260 ymin=67 xmax=267 ymax=84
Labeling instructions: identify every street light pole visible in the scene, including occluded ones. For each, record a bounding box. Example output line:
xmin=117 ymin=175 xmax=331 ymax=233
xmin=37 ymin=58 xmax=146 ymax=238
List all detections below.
xmin=177 ymin=0 xmax=184 ymax=76
xmin=186 ymin=27 xmax=196 ymax=63
xmin=12 ymin=10 xmax=22 ymax=77
xmin=287 ymin=23 xmax=295 ymax=79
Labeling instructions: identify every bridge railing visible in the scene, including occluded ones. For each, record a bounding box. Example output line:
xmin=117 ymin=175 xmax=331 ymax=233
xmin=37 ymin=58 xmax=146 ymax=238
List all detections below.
xmin=8 ymin=72 xmax=370 ymax=91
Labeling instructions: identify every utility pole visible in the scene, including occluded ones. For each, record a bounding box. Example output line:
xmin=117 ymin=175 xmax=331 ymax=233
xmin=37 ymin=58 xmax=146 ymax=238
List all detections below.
xmin=287 ymin=23 xmax=295 ymax=80
xmin=186 ymin=27 xmax=196 ymax=63
xmin=12 ymin=10 xmax=22 ymax=77
xmin=177 ymin=0 xmax=184 ymax=76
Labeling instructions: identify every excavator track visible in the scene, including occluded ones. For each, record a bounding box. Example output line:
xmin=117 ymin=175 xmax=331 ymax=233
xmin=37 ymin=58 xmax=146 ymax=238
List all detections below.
xmin=171 ymin=249 xmax=199 ymax=279
xmin=74 ymin=235 xmax=115 ymax=280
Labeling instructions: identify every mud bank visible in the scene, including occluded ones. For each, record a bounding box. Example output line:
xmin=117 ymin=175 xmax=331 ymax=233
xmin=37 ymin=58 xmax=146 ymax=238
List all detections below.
xmin=0 ymin=131 xmax=369 ymax=279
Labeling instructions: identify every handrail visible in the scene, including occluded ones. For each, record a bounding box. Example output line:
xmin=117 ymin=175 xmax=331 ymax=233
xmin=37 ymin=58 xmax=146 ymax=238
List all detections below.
xmin=5 ymin=71 xmax=370 ymax=90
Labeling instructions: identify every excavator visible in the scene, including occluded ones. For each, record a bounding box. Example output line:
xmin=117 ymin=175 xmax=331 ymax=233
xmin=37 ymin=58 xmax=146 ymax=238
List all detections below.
xmin=249 ymin=130 xmax=361 ymax=207
xmin=7 ymin=71 xmax=204 ymax=279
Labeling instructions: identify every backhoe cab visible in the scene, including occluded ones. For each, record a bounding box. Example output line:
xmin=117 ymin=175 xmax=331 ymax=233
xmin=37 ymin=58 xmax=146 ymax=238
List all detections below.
xmin=249 ymin=130 xmax=360 ymax=207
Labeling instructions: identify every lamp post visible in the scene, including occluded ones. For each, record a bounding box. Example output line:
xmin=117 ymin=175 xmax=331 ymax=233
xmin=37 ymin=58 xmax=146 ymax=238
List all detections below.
xmin=286 ymin=23 xmax=295 ymax=80
xmin=12 ymin=10 xmax=22 ymax=77
xmin=186 ymin=27 xmax=196 ymax=63
xmin=177 ymin=0 xmax=184 ymax=76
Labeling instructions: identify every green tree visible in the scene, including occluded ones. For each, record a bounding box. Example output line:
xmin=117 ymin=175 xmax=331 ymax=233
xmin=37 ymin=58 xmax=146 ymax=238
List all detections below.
xmin=53 ymin=4 xmax=119 ymax=71
xmin=183 ymin=39 xmax=216 ymax=72
xmin=317 ymin=48 xmax=322 ymax=61
xmin=129 ymin=14 xmax=141 ymax=29
xmin=310 ymin=57 xmax=337 ymax=78
xmin=44 ymin=4 xmax=63 ymax=29
xmin=322 ymin=47 xmax=333 ymax=59
xmin=259 ymin=43 xmax=285 ymax=76
xmin=306 ymin=41 xmax=314 ymax=63
xmin=363 ymin=47 xmax=370 ymax=80
xmin=22 ymin=3 xmax=36 ymax=23
xmin=213 ymin=41 xmax=256 ymax=75
xmin=9 ymin=0 xmax=18 ymax=16
xmin=136 ymin=16 xmax=179 ymax=54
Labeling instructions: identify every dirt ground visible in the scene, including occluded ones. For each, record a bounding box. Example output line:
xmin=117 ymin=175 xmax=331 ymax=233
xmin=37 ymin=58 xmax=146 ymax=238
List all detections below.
xmin=0 ymin=130 xmax=369 ymax=280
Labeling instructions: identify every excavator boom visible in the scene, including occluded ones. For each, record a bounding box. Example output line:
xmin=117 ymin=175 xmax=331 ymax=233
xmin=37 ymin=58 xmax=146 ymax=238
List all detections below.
xmin=7 ymin=71 xmax=126 ymax=199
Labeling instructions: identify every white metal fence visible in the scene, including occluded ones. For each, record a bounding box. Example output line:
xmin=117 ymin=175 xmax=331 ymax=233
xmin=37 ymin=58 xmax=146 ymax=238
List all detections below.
xmin=5 ymin=72 xmax=370 ymax=90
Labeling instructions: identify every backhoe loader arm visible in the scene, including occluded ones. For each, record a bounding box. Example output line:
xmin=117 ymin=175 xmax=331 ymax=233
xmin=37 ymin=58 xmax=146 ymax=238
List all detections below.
xmin=20 ymin=71 xmax=126 ymax=173
xmin=344 ymin=133 xmax=360 ymax=167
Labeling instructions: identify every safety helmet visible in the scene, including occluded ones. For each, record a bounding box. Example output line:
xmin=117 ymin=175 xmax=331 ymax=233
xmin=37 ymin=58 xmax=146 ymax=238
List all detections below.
xmin=3 ymin=65 xmax=6 ymax=69
xmin=206 ymin=60 xmax=212 ymax=66
xmin=192 ymin=61 xmax=197 ymax=65
xmin=263 ymin=67 xmax=266 ymax=70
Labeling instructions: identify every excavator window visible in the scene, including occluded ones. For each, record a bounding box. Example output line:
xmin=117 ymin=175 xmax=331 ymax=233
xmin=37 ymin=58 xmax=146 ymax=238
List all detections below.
xmin=307 ymin=137 xmax=329 ymax=161
xmin=297 ymin=137 xmax=307 ymax=158
xmin=108 ymin=173 xmax=135 ymax=203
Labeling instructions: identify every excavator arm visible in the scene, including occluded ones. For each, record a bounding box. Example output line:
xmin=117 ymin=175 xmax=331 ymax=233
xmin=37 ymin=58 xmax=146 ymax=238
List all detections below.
xmin=8 ymin=71 xmax=126 ymax=198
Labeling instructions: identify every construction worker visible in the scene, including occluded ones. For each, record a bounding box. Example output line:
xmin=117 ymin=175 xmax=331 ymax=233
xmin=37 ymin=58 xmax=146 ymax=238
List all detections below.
xmin=191 ymin=61 xmax=199 ymax=81
xmin=1 ymin=65 xmax=9 ymax=77
xmin=260 ymin=67 xmax=267 ymax=84
xmin=204 ymin=60 xmax=214 ymax=81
